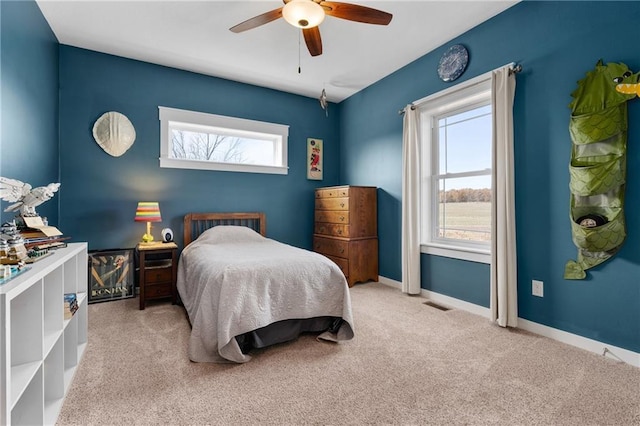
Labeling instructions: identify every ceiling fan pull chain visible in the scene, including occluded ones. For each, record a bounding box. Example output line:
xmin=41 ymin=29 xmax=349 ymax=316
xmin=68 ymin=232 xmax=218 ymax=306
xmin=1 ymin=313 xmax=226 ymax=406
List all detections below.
xmin=298 ymin=31 xmax=302 ymax=74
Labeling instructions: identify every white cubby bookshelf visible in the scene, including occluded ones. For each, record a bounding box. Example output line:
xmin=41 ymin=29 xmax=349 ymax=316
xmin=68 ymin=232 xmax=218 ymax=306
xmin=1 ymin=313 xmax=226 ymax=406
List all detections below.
xmin=0 ymin=243 xmax=88 ymax=426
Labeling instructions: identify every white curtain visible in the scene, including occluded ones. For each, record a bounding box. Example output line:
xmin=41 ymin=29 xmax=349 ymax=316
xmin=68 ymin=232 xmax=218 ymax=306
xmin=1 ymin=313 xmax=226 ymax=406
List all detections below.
xmin=490 ymin=66 xmax=518 ymax=327
xmin=401 ymin=106 xmax=421 ymax=294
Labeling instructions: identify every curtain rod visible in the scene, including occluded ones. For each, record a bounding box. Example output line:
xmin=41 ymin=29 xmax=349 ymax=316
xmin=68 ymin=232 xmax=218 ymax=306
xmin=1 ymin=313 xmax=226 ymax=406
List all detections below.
xmin=509 ymin=63 xmax=523 ymax=75
xmin=398 ymin=63 xmax=523 ymax=115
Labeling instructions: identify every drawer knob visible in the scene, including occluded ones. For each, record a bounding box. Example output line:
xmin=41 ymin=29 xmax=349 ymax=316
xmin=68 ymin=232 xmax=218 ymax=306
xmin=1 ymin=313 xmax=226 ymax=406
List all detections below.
xmin=340 ymin=248 xmax=345 ymax=254
xmin=329 ymin=192 xmax=333 ymax=196
xmin=339 ymin=216 xmax=345 ymax=222
xmin=337 ymin=229 xmax=342 ymax=235
xmin=340 ymin=203 xmax=345 ymax=208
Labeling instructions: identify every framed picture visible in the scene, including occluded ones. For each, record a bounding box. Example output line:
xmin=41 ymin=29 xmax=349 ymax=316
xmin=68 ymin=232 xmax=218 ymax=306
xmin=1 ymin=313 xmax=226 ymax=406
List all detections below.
xmin=88 ymin=248 xmax=135 ymax=303
xmin=307 ymin=138 xmax=323 ymax=180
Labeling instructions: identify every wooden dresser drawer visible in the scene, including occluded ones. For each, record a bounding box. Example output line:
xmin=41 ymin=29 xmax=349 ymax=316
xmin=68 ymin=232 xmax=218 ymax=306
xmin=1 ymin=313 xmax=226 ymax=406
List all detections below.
xmin=315 ymin=197 xmax=349 ymax=211
xmin=316 ymin=187 xmax=349 ymax=198
xmin=145 ymin=282 xmax=172 ymax=298
xmin=325 ymin=254 xmax=349 ymax=277
xmin=313 ymin=236 xmax=349 ymax=258
xmin=315 ymin=210 xmax=349 ymax=224
xmin=314 ymin=222 xmax=350 ymax=237
xmin=144 ymin=267 xmax=172 ymax=284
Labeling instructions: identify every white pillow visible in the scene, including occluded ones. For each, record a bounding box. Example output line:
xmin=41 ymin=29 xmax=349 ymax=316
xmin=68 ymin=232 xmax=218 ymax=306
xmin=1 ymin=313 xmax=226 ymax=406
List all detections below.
xmin=196 ymin=225 xmax=264 ymax=244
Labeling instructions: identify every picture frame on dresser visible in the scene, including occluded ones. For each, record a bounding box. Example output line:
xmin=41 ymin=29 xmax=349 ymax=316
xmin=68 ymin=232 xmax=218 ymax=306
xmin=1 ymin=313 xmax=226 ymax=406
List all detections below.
xmin=88 ymin=248 xmax=135 ymax=303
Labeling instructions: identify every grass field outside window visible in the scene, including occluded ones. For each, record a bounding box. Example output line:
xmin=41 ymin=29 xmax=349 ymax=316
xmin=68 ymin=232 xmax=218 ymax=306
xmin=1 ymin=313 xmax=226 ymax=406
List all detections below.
xmin=438 ymin=201 xmax=491 ymax=242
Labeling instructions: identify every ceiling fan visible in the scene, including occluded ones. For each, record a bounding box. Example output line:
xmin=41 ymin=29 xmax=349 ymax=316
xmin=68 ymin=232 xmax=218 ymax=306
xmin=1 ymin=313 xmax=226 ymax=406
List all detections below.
xmin=230 ymin=0 xmax=393 ymax=57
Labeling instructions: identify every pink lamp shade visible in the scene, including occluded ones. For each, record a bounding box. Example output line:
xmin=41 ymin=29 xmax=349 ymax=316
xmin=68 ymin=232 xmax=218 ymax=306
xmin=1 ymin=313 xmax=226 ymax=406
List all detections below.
xmin=134 ymin=202 xmax=162 ymax=222
xmin=134 ymin=202 xmax=162 ymax=243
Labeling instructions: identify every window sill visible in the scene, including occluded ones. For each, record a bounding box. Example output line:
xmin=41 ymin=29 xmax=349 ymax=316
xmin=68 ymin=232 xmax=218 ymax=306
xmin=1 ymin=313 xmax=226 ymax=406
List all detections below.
xmin=159 ymin=157 xmax=288 ymax=175
xmin=421 ymin=243 xmax=490 ymax=264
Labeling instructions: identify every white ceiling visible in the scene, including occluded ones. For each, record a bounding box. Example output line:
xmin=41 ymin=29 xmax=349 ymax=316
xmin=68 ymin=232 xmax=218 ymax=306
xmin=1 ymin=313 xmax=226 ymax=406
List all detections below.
xmin=36 ymin=0 xmax=518 ymax=103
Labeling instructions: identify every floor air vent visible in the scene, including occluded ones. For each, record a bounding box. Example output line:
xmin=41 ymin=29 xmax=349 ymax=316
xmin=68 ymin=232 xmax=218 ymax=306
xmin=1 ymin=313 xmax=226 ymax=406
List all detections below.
xmin=423 ymin=300 xmax=451 ymax=311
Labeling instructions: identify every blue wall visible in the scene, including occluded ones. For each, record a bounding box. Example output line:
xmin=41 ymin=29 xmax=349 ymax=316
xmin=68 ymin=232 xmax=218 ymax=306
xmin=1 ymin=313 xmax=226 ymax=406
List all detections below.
xmin=58 ymin=47 xmax=340 ymax=251
xmin=340 ymin=1 xmax=640 ymax=353
xmin=0 ymin=0 xmax=59 ymax=224
xmin=2 ymin=1 xmax=638 ymax=355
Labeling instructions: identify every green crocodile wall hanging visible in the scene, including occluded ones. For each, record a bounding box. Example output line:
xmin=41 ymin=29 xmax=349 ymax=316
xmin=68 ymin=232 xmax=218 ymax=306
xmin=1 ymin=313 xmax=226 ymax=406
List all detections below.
xmin=564 ymin=60 xmax=639 ymax=279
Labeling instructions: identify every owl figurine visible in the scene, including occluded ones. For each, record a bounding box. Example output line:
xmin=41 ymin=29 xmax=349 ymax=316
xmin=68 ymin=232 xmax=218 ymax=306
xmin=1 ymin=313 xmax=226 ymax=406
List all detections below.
xmin=0 ymin=177 xmax=60 ymax=217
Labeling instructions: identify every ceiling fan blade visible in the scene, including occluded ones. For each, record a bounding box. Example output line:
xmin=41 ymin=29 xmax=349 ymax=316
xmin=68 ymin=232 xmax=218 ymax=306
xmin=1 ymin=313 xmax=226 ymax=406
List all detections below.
xmin=229 ymin=8 xmax=283 ymax=33
xmin=303 ymin=27 xmax=323 ymax=57
xmin=320 ymin=1 xmax=392 ymax=25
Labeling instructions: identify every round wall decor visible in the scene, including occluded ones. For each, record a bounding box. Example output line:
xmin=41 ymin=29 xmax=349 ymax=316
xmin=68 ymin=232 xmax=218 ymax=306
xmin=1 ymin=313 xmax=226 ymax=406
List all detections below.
xmin=437 ymin=44 xmax=469 ymax=82
xmin=92 ymin=111 xmax=136 ymax=157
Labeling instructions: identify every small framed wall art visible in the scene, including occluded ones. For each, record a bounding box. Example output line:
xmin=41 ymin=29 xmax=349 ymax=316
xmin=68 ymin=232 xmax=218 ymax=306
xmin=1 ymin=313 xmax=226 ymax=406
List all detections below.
xmin=88 ymin=248 xmax=135 ymax=303
xmin=307 ymin=138 xmax=323 ymax=180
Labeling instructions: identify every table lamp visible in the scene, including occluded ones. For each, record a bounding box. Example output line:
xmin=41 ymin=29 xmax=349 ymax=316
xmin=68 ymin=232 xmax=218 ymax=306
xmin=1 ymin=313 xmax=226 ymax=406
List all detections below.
xmin=134 ymin=202 xmax=162 ymax=243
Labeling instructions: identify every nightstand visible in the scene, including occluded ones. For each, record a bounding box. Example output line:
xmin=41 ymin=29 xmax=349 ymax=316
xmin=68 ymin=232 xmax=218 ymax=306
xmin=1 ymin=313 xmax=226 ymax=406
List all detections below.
xmin=137 ymin=242 xmax=178 ymax=310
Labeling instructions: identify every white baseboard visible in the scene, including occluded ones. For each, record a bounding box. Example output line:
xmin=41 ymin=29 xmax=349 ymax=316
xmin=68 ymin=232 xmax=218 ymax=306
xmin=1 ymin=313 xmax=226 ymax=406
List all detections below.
xmin=516 ymin=318 xmax=640 ymax=367
xmin=376 ymin=276 xmax=640 ymax=368
xmin=377 ymin=276 xmax=491 ymax=318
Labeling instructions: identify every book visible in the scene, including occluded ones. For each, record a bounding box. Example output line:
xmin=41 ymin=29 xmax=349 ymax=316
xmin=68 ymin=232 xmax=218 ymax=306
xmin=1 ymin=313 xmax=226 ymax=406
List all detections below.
xmin=64 ymin=293 xmax=78 ymax=319
xmin=64 ymin=302 xmax=78 ymax=319
xmin=24 ymin=236 xmax=70 ymax=249
xmin=21 ymin=216 xmax=62 ymax=237
xmin=64 ymin=307 xmax=77 ymax=319
xmin=18 ymin=216 xmax=69 ymax=252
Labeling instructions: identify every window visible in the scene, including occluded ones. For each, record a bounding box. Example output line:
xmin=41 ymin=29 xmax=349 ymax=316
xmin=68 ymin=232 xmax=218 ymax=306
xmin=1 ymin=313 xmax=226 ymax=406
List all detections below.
xmin=419 ymin=77 xmax=492 ymax=263
xmin=159 ymin=106 xmax=289 ymax=174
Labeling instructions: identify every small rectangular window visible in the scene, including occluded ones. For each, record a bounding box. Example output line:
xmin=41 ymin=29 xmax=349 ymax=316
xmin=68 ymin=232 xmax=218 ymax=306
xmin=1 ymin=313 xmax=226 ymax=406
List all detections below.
xmin=159 ymin=107 xmax=289 ymax=174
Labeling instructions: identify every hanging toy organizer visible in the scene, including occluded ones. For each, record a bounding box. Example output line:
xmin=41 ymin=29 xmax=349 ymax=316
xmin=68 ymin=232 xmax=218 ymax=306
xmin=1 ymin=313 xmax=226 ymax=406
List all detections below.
xmin=564 ymin=60 xmax=638 ymax=280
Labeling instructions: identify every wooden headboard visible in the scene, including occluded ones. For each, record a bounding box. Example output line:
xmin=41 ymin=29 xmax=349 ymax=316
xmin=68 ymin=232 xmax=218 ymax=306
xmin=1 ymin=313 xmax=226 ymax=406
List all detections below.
xmin=183 ymin=212 xmax=267 ymax=246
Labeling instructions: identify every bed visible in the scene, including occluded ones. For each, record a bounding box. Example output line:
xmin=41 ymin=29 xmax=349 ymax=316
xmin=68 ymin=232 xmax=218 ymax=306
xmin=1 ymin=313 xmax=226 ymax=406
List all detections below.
xmin=177 ymin=212 xmax=355 ymax=363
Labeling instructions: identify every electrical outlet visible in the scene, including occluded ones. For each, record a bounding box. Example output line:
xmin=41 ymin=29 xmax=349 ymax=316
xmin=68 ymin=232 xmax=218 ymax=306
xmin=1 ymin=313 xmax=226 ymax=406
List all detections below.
xmin=532 ymin=280 xmax=544 ymax=297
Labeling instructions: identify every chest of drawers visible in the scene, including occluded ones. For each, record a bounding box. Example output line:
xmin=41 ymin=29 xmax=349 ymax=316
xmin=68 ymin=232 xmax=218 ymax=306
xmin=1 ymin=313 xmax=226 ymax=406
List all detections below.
xmin=313 ymin=185 xmax=378 ymax=286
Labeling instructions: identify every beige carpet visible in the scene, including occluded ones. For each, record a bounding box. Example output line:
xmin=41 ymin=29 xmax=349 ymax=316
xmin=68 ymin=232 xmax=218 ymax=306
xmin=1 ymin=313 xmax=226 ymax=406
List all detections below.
xmin=57 ymin=283 xmax=640 ymax=425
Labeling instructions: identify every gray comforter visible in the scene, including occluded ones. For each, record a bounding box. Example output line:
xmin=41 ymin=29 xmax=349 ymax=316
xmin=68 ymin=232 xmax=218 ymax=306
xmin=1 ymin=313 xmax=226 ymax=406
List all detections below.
xmin=177 ymin=226 xmax=354 ymax=363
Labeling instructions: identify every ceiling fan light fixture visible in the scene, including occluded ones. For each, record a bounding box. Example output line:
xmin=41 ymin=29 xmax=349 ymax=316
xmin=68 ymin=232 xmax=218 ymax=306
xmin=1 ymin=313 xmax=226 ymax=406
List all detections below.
xmin=282 ymin=0 xmax=325 ymax=29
